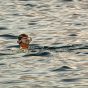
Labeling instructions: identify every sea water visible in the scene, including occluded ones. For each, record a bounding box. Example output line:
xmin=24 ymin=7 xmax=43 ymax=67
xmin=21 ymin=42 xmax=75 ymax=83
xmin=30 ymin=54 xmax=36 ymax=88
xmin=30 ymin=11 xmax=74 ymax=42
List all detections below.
xmin=0 ymin=0 xmax=88 ymax=88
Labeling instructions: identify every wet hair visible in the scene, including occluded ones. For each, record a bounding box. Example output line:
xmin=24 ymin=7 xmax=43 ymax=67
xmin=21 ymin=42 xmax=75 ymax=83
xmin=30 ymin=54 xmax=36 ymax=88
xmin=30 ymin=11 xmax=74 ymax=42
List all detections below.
xmin=18 ymin=34 xmax=28 ymax=40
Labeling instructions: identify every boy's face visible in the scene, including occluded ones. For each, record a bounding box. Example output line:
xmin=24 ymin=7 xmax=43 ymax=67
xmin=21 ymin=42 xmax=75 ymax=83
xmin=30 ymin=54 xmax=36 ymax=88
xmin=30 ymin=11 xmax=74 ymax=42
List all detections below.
xmin=21 ymin=37 xmax=29 ymax=44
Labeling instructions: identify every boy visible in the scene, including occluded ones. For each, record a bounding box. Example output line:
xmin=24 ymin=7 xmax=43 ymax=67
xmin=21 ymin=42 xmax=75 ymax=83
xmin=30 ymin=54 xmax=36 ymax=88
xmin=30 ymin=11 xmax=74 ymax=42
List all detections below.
xmin=17 ymin=34 xmax=32 ymax=51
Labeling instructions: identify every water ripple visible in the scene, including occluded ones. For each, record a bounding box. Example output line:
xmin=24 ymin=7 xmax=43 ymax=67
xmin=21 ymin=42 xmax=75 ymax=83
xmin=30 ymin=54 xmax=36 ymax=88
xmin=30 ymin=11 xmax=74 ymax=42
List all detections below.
xmin=0 ymin=34 xmax=17 ymax=39
xmin=52 ymin=66 xmax=72 ymax=71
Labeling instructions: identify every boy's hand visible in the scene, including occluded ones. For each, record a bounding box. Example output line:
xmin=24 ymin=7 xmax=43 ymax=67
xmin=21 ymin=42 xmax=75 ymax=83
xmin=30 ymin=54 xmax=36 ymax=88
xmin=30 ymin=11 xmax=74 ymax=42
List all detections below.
xmin=29 ymin=37 xmax=32 ymax=43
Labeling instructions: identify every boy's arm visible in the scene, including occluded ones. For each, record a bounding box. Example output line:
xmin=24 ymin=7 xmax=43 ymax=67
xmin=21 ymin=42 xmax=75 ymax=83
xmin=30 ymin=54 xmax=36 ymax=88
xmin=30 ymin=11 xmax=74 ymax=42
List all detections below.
xmin=27 ymin=37 xmax=32 ymax=44
xmin=29 ymin=37 xmax=32 ymax=43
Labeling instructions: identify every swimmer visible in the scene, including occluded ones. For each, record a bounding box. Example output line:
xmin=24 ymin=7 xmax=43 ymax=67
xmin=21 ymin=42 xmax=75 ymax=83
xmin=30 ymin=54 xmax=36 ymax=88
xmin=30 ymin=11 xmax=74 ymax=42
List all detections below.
xmin=17 ymin=34 xmax=32 ymax=51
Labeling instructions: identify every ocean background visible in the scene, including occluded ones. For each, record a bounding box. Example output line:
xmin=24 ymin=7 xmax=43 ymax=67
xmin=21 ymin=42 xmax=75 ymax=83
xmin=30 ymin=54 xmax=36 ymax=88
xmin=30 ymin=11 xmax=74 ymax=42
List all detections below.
xmin=0 ymin=0 xmax=88 ymax=88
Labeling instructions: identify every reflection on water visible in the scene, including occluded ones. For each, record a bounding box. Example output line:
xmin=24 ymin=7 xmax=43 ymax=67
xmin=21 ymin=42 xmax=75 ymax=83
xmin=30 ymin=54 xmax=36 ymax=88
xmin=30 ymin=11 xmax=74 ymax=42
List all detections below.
xmin=0 ymin=0 xmax=88 ymax=88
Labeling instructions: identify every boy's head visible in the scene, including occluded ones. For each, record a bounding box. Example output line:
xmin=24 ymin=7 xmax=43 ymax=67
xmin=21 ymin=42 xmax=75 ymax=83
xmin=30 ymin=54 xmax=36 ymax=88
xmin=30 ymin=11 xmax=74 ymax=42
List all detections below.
xmin=17 ymin=34 xmax=30 ymax=50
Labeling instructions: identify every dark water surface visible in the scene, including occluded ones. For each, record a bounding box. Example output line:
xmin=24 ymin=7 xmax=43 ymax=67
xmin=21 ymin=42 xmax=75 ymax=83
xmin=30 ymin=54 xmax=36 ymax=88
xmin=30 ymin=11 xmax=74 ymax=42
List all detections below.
xmin=0 ymin=0 xmax=88 ymax=88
